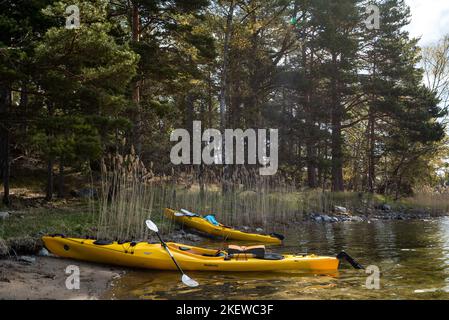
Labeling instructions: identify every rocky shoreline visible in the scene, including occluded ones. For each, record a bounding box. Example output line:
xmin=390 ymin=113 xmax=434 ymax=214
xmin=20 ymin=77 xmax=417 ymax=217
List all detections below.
xmin=305 ymin=205 xmax=443 ymax=224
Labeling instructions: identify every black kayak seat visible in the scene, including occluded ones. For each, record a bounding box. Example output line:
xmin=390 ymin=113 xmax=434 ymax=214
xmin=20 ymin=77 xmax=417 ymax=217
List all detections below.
xmin=93 ymin=240 xmax=114 ymax=245
xmin=270 ymin=233 xmax=285 ymax=241
xmin=257 ymin=253 xmax=285 ymax=261
xmin=226 ymin=245 xmax=285 ymax=261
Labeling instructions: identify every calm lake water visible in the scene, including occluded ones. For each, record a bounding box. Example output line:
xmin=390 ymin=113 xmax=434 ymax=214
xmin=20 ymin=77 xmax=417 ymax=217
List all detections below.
xmin=105 ymin=218 xmax=449 ymax=300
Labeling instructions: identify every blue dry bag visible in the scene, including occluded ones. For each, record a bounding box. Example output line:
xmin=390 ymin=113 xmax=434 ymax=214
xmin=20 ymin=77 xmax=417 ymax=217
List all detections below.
xmin=204 ymin=215 xmax=220 ymax=226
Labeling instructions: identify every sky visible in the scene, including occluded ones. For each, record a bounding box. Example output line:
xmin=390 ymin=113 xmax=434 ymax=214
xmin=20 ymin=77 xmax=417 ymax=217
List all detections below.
xmin=405 ymin=0 xmax=449 ymax=46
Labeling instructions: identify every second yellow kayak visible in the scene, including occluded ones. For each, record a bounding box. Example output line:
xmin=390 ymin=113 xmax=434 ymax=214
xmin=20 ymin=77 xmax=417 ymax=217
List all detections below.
xmin=164 ymin=208 xmax=283 ymax=244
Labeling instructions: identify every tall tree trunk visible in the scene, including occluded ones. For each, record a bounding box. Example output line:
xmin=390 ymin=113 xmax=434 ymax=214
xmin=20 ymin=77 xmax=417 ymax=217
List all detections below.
xmin=248 ymin=7 xmax=261 ymax=129
xmin=220 ymin=1 xmax=234 ymax=134
xmin=220 ymin=1 xmax=234 ymax=193
xmin=330 ymin=53 xmax=344 ymax=192
xmin=198 ymin=97 xmax=206 ymax=201
xmin=367 ymin=60 xmax=377 ymax=193
xmin=304 ymin=45 xmax=317 ymax=189
xmin=208 ymin=71 xmax=213 ymax=128
xmin=132 ymin=3 xmax=142 ymax=155
xmin=367 ymin=108 xmax=375 ymax=193
xmin=331 ymin=119 xmax=344 ymax=191
xmin=46 ymin=157 xmax=54 ymax=201
xmin=0 ymin=85 xmax=11 ymax=206
xmin=46 ymin=103 xmax=55 ymax=201
xmin=58 ymin=159 xmax=64 ymax=198
xmin=306 ymin=143 xmax=317 ymax=188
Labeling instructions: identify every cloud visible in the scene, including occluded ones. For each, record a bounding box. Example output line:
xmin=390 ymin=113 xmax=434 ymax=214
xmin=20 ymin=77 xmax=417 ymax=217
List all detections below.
xmin=405 ymin=0 xmax=449 ymax=45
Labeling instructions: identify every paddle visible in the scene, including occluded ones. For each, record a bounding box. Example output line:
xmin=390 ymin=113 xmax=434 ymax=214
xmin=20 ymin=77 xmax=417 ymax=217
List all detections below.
xmin=179 ymin=209 xmax=232 ymax=228
xmin=173 ymin=209 xmax=199 ymax=217
xmin=336 ymin=251 xmax=364 ymax=270
xmin=145 ymin=220 xmax=199 ymax=288
xmin=180 ymin=209 xmax=200 ymax=217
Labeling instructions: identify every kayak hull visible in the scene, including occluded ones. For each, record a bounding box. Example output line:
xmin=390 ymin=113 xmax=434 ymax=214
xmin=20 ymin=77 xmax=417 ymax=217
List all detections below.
xmin=164 ymin=208 xmax=283 ymax=245
xmin=42 ymin=236 xmax=339 ymax=273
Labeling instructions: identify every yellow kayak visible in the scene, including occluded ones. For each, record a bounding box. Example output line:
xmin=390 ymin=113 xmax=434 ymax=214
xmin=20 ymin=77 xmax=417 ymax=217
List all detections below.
xmin=164 ymin=208 xmax=283 ymax=245
xmin=42 ymin=236 xmax=339 ymax=273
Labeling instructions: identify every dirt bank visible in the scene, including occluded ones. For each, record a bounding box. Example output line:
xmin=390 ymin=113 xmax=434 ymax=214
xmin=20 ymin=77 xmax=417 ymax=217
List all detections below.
xmin=0 ymin=256 xmax=124 ymax=300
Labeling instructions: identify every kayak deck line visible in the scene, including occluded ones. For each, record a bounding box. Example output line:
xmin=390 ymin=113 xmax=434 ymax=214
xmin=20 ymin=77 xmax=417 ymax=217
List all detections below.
xmin=164 ymin=208 xmax=284 ymax=244
xmin=42 ymin=235 xmax=340 ymax=273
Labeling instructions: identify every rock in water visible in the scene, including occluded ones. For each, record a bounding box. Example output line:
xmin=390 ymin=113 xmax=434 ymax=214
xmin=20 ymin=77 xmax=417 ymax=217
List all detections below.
xmin=350 ymin=216 xmax=364 ymax=222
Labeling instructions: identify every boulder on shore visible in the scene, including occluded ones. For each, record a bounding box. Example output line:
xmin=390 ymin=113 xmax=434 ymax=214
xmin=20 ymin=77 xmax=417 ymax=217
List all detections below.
xmin=70 ymin=188 xmax=98 ymax=199
xmin=0 ymin=239 xmax=8 ymax=256
xmin=334 ymin=206 xmax=348 ymax=215
xmin=0 ymin=212 xmax=10 ymax=220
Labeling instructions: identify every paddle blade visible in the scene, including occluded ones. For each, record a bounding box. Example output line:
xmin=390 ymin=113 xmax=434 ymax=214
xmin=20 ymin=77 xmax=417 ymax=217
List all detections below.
xmin=145 ymin=220 xmax=159 ymax=233
xmin=182 ymin=274 xmax=199 ymax=288
xmin=181 ymin=209 xmax=194 ymax=215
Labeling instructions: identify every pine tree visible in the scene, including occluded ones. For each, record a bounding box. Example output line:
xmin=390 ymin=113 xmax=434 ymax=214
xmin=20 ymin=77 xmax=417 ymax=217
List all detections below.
xmin=309 ymin=0 xmax=362 ymax=191
xmin=361 ymin=0 xmax=446 ymax=195
xmin=0 ymin=0 xmax=57 ymax=205
xmin=32 ymin=0 xmax=139 ymax=199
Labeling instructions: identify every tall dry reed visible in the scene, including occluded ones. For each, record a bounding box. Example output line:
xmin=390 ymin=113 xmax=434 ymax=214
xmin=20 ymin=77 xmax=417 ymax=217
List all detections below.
xmin=96 ymin=160 xmax=398 ymax=238
xmin=97 ymin=149 xmax=154 ymax=240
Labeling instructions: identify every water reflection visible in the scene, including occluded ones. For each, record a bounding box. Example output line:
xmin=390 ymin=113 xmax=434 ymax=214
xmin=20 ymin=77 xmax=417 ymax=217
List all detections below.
xmin=106 ymin=218 xmax=449 ymax=300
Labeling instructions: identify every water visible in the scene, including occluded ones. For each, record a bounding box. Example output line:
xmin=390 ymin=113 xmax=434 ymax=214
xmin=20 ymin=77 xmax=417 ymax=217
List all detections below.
xmin=105 ymin=218 xmax=449 ymax=300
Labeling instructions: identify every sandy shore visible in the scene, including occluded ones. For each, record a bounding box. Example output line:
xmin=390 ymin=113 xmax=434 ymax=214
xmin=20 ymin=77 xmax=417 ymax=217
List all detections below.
xmin=0 ymin=256 xmax=124 ymax=300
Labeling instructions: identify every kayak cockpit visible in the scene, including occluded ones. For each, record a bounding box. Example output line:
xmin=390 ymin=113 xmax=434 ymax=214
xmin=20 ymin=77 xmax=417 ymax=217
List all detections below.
xmin=167 ymin=243 xmax=285 ymax=261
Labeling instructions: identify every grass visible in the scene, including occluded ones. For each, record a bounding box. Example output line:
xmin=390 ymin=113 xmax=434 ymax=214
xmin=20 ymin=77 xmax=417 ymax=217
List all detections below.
xmin=398 ymin=191 xmax=449 ymax=214
xmin=0 ymin=200 xmax=96 ymax=240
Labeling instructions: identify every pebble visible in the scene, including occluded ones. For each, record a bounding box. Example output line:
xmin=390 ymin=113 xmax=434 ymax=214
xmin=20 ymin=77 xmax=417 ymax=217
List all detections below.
xmin=38 ymin=248 xmax=50 ymax=257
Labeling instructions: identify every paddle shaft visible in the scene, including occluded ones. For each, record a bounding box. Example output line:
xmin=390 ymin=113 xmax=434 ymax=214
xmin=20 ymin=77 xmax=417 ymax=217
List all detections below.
xmin=155 ymin=232 xmax=186 ymax=274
